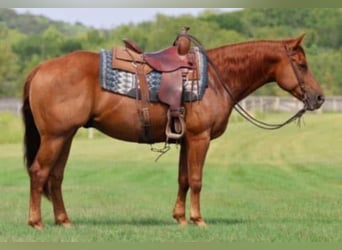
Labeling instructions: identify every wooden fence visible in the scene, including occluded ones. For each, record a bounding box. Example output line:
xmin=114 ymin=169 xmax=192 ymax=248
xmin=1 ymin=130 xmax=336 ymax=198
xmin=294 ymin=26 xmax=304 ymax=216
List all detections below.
xmin=0 ymin=98 xmax=22 ymax=115
xmin=239 ymin=96 xmax=342 ymax=113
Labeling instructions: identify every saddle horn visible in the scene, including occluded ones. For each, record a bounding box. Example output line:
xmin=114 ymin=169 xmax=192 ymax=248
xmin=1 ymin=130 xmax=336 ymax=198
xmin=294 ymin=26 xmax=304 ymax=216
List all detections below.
xmin=174 ymin=26 xmax=191 ymax=55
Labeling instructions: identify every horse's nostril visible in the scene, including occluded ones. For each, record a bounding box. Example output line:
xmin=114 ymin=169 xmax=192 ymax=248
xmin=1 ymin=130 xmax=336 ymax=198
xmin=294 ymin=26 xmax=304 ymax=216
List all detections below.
xmin=317 ymin=95 xmax=325 ymax=104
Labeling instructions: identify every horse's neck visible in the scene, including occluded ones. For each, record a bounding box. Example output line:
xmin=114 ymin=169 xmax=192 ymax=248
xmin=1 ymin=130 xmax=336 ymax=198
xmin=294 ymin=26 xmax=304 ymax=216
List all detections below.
xmin=207 ymin=41 xmax=282 ymax=102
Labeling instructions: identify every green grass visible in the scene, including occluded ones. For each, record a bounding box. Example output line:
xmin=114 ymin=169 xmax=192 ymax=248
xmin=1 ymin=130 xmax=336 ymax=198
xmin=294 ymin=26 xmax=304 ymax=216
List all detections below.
xmin=0 ymin=112 xmax=341 ymax=242
xmin=0 ymin=112 xmax=23 ymax=144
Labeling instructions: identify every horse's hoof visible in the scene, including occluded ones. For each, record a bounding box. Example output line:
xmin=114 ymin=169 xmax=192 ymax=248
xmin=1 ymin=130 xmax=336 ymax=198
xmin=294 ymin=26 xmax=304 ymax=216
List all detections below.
xmin=178 ymin=219 xmax=188 ymax=227
xmin=191 ymin=218 xmax=207 ymax=227
xmin=173 ymin=215 xmax=188 ymax=226
xmin=55 ymin=219 xmax=72 ymax=228
xmin=61 ymin=222 xmax=72 ymax=228
xmin=196 ymin=221 xmax=207 ymax=227
xmin=28 ymin=221 xmax=44 ymax=230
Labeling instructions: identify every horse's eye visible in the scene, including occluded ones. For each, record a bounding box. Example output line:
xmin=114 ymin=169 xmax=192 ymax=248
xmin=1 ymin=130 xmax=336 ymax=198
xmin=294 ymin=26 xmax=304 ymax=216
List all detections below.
xmin=298 ymin=63 xmax=307 ymax=71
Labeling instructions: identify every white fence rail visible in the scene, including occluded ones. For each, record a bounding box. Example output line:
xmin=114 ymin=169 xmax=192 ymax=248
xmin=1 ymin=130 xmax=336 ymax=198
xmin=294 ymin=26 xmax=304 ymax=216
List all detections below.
xmin=0 ymin=98 xmax=22 ymax=115
xmin=240 ymin=96 xmax=302 ymax=112
xmin=1 ymin=96 xmax=342 ymax=115
xmin=239 ymin=96 xmax=342 ymax=113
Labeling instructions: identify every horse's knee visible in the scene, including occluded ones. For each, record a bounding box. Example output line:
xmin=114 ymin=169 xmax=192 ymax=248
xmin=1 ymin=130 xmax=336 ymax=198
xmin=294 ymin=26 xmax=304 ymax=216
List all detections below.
xmin=189 ymin=178 xmax=202 ymax=193
xmin=29 ymin=162 xmax=50 ymax=186
xmin=178 ymin=175 xmax=189 ymax=189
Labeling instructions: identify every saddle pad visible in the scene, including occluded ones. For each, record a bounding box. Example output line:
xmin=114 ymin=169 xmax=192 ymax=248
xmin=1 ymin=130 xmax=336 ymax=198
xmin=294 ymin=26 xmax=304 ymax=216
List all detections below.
xmin=99 ymin=47 xmax=208 ymax=102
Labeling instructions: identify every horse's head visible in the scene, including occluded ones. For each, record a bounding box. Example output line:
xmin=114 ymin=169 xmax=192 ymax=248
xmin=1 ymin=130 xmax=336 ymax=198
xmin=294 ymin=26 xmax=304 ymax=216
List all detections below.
xmin=275 ymin=34 xmax=324 ymax=111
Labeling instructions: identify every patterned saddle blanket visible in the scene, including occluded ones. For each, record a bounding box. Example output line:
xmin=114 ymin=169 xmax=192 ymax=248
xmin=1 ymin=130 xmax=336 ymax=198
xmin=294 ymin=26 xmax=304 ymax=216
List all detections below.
xmin=99 ymin=47 xmax=208 ymax=102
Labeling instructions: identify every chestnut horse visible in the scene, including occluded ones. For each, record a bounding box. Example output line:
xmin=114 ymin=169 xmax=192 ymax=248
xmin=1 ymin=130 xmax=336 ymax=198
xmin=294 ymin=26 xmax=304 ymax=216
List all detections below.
xmin=22 ymin=34 xmax=324 ymax=229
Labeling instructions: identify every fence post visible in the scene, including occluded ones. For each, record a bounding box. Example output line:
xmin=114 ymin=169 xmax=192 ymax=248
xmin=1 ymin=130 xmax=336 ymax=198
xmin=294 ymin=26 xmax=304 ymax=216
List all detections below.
xmin=88 ymin=128 xmax=94 ymax=139
xmin=16 ymin=102 xmax=21 ymax=116
xmin=333 ymin=98 xmax=337 ymax=112
xmin=274 ymin=97 xmax=280 ymax=111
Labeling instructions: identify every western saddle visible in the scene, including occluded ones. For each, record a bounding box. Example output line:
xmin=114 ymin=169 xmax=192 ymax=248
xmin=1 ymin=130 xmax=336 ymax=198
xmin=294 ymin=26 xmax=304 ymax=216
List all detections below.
xmin=112 ymin=27 xmax=199 ymax=143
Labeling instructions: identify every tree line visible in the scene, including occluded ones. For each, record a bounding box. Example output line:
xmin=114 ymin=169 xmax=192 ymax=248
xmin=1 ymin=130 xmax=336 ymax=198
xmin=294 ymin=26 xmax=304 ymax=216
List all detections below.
xmin=0 ymin=8 xmax=341 ymax=97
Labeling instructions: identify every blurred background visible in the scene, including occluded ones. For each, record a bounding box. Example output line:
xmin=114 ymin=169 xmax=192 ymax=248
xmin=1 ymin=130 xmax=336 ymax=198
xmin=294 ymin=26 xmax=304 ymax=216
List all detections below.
xmin=0 ymin=8 xmax=341 ymax=241
xmin=0 ymin=8 xmax=341 ymax=98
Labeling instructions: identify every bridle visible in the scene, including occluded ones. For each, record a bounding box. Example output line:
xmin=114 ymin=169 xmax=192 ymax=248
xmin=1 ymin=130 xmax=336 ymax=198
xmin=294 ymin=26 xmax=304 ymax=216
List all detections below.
xmin=185 ymin=34 xmax=308 ymax=130
xmin=284 ymin=44 xmax=308 ymax=106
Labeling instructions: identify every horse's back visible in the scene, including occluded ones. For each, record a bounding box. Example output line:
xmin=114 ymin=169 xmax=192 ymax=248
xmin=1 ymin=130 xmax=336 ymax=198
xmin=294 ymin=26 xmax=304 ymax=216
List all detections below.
xmin=31 ymin=50 xmax=99 ymax=88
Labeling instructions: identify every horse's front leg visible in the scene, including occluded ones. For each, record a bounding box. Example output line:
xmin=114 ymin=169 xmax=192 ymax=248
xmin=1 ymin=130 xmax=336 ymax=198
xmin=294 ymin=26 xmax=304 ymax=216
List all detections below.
xmin=187 ymin=133 xmax=210 ymax=227
xmin=173 ymin=141 xmax=189 ymax=226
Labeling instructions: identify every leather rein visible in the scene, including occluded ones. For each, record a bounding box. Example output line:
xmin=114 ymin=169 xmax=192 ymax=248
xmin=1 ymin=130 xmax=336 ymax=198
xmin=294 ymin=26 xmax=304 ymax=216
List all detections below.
xmin=185 ymin=34 xmax=308 ymax=130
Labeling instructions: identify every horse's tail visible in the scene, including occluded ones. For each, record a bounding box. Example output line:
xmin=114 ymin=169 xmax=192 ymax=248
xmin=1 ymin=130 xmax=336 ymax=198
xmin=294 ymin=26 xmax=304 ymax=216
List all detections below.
xmin=22 ymin=66 xmax=53 ymax=200
xmin=22 ymin=66 xmax=41 ymax=172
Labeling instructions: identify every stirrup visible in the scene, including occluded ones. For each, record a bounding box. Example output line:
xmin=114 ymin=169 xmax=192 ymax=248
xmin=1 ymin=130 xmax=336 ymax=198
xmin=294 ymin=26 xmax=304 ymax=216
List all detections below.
xmin=165 ymin=110 xmax=185 ymax=140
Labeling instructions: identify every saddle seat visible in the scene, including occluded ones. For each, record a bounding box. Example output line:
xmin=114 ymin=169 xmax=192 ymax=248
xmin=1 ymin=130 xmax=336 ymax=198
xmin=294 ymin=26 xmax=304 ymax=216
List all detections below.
xmin=124 ymin=39 xmax=195 ymax=72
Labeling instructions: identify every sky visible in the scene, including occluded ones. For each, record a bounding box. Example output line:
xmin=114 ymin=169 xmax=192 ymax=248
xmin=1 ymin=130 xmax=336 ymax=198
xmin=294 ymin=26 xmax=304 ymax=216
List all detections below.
xmin=14 ymin=8 xmax=241 ymax=29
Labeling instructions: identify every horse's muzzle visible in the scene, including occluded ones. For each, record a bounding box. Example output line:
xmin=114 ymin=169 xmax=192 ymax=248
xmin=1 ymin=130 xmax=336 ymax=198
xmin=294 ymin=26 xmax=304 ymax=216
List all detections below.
xmin=304 ymin=93 xmax=325 ymax=111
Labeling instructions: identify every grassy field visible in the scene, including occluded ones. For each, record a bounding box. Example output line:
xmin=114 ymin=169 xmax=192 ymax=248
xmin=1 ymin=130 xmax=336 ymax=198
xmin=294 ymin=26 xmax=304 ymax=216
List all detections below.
xmin=0 ymin=112 xmax=341 ymax=242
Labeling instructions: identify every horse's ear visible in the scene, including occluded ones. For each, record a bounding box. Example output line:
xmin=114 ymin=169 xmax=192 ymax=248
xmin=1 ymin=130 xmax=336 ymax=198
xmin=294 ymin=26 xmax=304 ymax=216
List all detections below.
xmin=287 ymin=33 xmax=305 ymax=50
xmin=296 ymin=33 xmax=305 ymax=45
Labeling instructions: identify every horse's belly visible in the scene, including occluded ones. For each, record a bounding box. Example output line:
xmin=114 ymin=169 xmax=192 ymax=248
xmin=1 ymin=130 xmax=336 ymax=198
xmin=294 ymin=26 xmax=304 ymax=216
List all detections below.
xmin=92 ymin=104 xmax=168 ymax=143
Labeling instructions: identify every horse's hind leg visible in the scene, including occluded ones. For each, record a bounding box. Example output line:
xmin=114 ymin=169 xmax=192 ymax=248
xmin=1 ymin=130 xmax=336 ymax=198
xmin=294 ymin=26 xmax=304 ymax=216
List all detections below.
xmin=173 ymin=141 xmax=189 ymax=226
xmin=48 ymin=134 xmax=75 ymax=227
xmin=28 ymin=135 xmax=71 ymax=229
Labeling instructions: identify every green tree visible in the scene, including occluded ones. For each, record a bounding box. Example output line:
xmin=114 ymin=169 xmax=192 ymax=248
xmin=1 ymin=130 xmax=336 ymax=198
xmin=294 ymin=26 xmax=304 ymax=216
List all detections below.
xmin=0 ymin=24 xmax=20 ymax=96
xmin=1 ymin=8 xmax=341 ymax=97
xmin=60 ymin=39 xmax=83 ymax=54
xmin=199 ymin=10 xmax=250 ymax=35
xmin=41 ymin=25 xmax=64 ymax=58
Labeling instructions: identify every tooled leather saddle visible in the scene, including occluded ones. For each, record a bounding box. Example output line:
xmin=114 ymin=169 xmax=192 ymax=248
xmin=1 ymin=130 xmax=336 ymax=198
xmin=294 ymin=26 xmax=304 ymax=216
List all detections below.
xmin=111 ymin=27 xmax=199 ymax=142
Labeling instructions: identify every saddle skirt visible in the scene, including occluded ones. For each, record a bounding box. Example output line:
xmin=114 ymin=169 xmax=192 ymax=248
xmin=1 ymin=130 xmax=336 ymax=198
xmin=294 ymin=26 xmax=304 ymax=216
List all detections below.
xmin=99 ymin=47 xmax=208 ymax=102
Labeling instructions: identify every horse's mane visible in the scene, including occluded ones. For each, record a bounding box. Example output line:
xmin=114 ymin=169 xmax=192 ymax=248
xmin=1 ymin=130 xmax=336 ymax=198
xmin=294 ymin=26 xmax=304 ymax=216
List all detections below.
xmin=205 ymin=38 xmax=302 ymax=98
xmin=207 ymin=37 xmax=298 ymax=52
